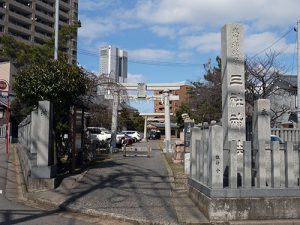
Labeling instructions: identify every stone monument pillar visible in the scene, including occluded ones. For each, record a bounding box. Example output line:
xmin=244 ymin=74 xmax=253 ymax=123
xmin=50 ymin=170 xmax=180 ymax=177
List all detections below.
xmin=252 ymin=99 xmax=271 ymax=186
xmin=221 ymin=24 xmax=246 ymax=184
xmin=32 ymin=100 xmax=56 ymax=178
xmin=252 ymin=99 xmax=271 ymax=148
xmin=221 ymin=24 xmax=246 ymax=151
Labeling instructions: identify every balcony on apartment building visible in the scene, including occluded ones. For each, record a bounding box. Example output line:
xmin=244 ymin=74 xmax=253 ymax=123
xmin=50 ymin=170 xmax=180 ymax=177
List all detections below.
xmin=0 ymin=6 xmax=5 ymax=16
xmin=7 ymin=26 xmax=31 ymax=42
xmin=34 ymin=16 xmax=54 ymax=32
xmin=36 ymin=0 xmax=55 ymax=13
xmin=8 ymin=16 xmax=31 ymax=33
xmin=35 ymin=10 xmax=54 ymax=23
xmin=34 ymin=26 xmax=52 ymax=39
xmin=60 ymin=0 xmax=70 ymax=9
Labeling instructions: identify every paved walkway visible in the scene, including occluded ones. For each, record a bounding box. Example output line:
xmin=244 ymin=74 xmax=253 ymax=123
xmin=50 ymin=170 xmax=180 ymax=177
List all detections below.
xmin=16 ymin=140 xmax=208 ymax=224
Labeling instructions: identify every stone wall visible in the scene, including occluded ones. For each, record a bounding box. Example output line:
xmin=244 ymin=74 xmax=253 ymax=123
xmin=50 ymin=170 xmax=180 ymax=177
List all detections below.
xmin=17 ymin=101 xmax=56 ymax=191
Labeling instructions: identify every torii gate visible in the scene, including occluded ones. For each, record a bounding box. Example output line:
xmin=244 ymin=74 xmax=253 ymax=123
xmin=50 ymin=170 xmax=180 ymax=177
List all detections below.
xmin=139 ymin=112 xmax=173 ymax=142
xmin=121 ymin=82 xmax=184 ymax=152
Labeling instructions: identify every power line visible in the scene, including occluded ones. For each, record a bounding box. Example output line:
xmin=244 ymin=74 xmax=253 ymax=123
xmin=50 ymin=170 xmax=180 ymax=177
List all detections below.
xmin=77 ymin=49 xmax=201 ymax=67
xmin=249 ymin=27 xmax=294 ymax=59
xmin=288 ymin=33 xmax=297 ymax=74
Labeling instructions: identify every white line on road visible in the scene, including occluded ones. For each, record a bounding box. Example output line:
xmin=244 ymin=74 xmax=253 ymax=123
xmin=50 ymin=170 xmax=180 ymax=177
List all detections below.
xmin=0 ymin=190 xmax=2 ymax=194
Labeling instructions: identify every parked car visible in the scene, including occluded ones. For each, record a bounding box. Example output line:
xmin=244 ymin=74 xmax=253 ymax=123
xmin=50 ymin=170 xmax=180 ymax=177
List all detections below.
xmin=149 ymin=130 xmax=161 ymax=140
xmin=116 ymin=133 xmax=133 ymax=147
xmin=271 ymin=135 xmax=284 ymax=144
xmin=87 ymin=127 xmax=111 ymax=144
xmin=124 ymin=134 xmax=133 ymax=145
xmin=121 ymin=131 xmax=141 ymax=142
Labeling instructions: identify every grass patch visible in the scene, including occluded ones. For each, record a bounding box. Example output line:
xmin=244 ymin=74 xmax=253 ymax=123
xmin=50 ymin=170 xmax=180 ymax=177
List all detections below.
xmin=164 ymin=153 xmax=187 ymax=190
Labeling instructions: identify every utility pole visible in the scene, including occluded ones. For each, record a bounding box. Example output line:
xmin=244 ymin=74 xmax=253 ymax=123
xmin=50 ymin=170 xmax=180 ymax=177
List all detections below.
xmin=54 ymin=0 xmax=59 ymax=60
xmin=297 ymin=20 xmax=300 ymax=126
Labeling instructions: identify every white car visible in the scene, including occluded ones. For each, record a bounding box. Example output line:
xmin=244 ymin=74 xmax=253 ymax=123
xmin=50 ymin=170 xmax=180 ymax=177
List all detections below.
xmin=87 ymin=127 xmax=111 ymax=142
xmin=122 ymin=131 xmax=141 ymax=142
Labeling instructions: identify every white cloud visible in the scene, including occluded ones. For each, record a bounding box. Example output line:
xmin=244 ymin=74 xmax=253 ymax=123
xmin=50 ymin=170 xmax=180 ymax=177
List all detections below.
xmin=78 ymin=16 xmax=115 ymax=40
xmin=180 ymin=32 xmax=220 ymax=53
xmin=245 ymin=32 xmax=295 ymax=55
xmin=129 ymin=48 xmax=175 ymax=60
xmin=78 ymin=16 xmax=140 ymax=42
xmin=127 ymin=73 xmax=145 ymax=83
xmin=79 ymin=0 xmax=118 ymax=11
xmin=123 ymin=0 xmax=299 ymax=30
xmin=150 ymin=26 xmax=176 ymax=39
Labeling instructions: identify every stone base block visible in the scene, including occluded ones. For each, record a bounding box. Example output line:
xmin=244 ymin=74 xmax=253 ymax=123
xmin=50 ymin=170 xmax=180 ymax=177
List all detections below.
xmin=31 ymin=165 xmax=56 ymax=179
xmin=26 ymin=177 xmax=56 ymax=192
xmin=188 ymin=179 xmax=300 ymax=222
xmin=173 ymin=144 xmax=185 ymax=163
xmin=176 ymin=145 xmax=185 ymax=152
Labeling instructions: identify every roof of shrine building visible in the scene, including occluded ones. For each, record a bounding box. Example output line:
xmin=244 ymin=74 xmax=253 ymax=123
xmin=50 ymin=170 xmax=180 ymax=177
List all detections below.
xmin=275 ymin=74 xmax=297 ymax=92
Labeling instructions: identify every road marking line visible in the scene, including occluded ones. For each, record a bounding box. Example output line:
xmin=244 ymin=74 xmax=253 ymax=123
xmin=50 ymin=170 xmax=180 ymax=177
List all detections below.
xmin=0 ymin=190 xmax=2 ymax=194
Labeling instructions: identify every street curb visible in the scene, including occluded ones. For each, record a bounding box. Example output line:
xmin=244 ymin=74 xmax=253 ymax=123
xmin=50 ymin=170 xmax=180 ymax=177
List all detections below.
xmin=25 ymin=194 xmax=175 ymax=225
xmin=161 ymin=153 xmax=186 ymax=225
xmin=161 ymin=152 xmax=211 ymax=225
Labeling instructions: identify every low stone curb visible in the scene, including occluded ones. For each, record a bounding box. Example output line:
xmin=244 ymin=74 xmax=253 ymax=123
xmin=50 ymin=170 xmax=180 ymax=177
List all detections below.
xmin=25 ymin=194 xmax=176 ymax=225
xmin=161 ymin=152 xmax=211 ymax=225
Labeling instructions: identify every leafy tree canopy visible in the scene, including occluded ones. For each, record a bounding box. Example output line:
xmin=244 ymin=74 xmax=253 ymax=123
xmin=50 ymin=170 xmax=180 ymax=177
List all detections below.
xmin=188 ymin=56 xmax=222 ymax=123
xmin=175 ymin=103 xmax=191 ymax=128
xmin=14 ymin=60 xmax=87 ymax=109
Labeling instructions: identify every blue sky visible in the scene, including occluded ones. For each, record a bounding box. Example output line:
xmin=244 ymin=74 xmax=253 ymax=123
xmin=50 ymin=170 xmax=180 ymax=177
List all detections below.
xmin=77 ymin=0 xmax=299 ymax=112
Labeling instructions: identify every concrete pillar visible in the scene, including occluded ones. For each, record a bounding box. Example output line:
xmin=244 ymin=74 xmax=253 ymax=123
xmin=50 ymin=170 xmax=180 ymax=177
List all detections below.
xmin=196 ymin=140 xmax=201 ymax=181
xmin=209 ymin=125 xmax=223 ymax=188
xmin=257 ymin=140 xmax=266 ymax=188
xmin=285 ymin=142 xmax=295 ymax=187
xmin=252 ymin=99 xmax=271 ymax=186
xmin=37 ymin=101 xmax=53 ymax=166
xmin=229 ymin=141 xmax=237 ymax=188
xmin=110 ymin=91 xmax=119 ymax=153
xmin=271 ymin=141 xmax=280 ymax=188
xmin=190 ymin=127 xmax=201 ymax=179
xmin=30 ymin=111 xmax=38 ymax=154
xmin=143 ymin=116 xmax=148 ymax=141
xmin=243 ymin=141 xmax=252 ymax=188
xmin=163 ymin=89 xmax=171 ymax=152
xmin=253 ymin=99 xmax=271 ymax=149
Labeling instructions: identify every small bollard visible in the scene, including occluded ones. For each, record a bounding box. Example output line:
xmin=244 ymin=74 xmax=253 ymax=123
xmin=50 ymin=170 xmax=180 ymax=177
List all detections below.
xmin=122 ymin=144 xmax=126 ymax=157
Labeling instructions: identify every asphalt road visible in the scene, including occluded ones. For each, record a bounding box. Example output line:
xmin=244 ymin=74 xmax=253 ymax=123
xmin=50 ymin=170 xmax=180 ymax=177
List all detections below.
xmin=50 ymin=140 xmax=178 ymax=224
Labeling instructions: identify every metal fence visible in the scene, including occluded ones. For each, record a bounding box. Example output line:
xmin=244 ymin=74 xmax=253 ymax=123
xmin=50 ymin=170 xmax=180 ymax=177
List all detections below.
xmin=0 ymin=125 xmax=6 ymax=138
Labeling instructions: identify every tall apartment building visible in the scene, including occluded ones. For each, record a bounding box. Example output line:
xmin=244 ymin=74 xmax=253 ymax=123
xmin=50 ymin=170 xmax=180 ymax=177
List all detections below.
xmin=99 ymin=45 xmax=128 ymax=83
xmin=154 ymin=85 xmax=191 ymax=115
xmin=0 ymin=0 xmax=79 ymax=64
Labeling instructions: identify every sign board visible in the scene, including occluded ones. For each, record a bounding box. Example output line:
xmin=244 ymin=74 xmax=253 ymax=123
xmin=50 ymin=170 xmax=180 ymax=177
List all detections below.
xmin=137 ymin=83 xmax=146 ymax=98
xmin=184 ymin=121 xmax=194 ymax=147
